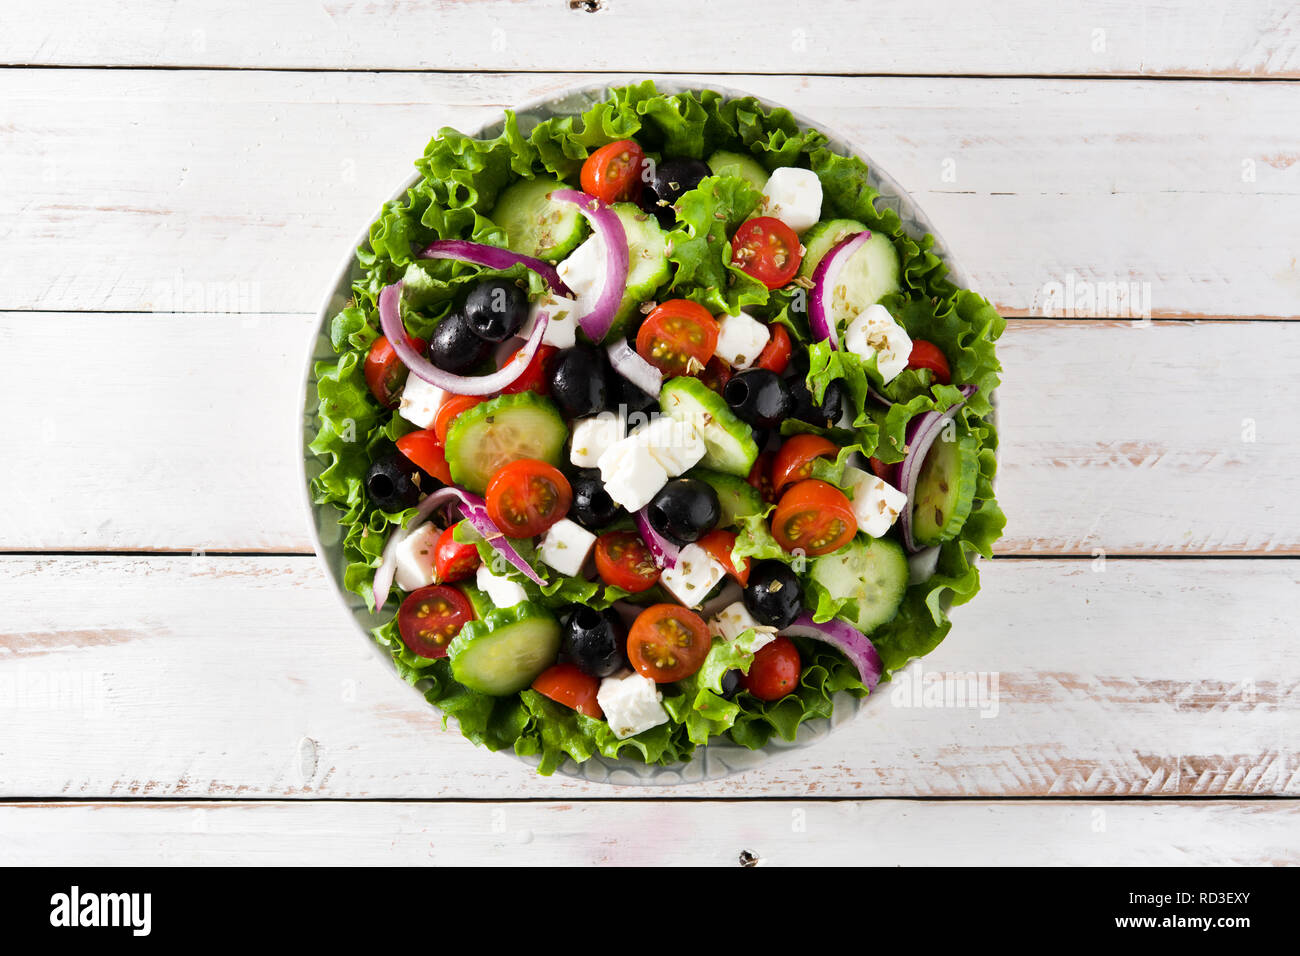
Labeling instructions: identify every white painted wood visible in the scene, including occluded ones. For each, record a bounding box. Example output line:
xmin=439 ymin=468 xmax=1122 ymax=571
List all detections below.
xmin=1 ymin=555 xmax=1295 ymax=798
xmin=1 ymin=71 xmax=1297 ymax=318
xmin=1 ymin=799 xmax=1295 ymax=866
xmin=4 ymin=1 xmax=1298 ymax=77
xmin=3 ymin=315 xmax=1296 ymax=554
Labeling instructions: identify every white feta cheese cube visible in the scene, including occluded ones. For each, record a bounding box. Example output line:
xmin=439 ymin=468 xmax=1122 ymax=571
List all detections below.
xmin=710 ymin=601 xmax=764 ymax=641
xmin=520 ymin=291 xmax=579 ymax=349
xmin=759 ymin=166 xmax=823 ymax=234
xmin=537 ymin=518 xmax=597 ymax=578
xmin=397 ymin=375 xmax=448 ymax=429
xmin=596 ymin=672 xmax=669 ymax=739
xmin=597 ymin=434 xmax=669 ymax=512
xmin=631 ymin=416 xmax=705 ymax=476
xmin=556 ymin=235 xmax=606 ymax=325
xmin=713 ymin=310 xmax=771 ymax=369
xmin=843 ymin=465 xmax=909 ymax=538
xmin=393 ymin=523 xmax=440 ymax=593
xmin=843 ymin=303 xmax=913 ymax=384
xmin=660 ymin=543 xmax=727 ymax=608
xmin=570 ymin=411 xmax=625 ymax=469
xmin=475 ymin=565 xmax=528 ymax=608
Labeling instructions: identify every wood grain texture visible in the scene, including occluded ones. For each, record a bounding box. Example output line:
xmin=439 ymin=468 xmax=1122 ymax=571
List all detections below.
xmin=1 ymin=555 xmax=1295 ymax=799
xmin=2 ymin=71 xmax=1298 ymax=318
xmin=3 ymin=314 xmax=1296 ymax=554
xmin=1 ymin=799 xmax=1295 ymax=866
xmin=4 ymin=0 xmax=1298 ymax=77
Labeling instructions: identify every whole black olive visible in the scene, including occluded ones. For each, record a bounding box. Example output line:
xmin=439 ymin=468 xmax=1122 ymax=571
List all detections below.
xmin=463 ymin=278 xmax=528 ymax=342
xmin=547 ymin=345 xmax=609 ymax=418
xmin=743 ymin=560 xmax=803 ymax=629
xmin=365 ymin=451 xmax=427 ymax=512
xmin=720 ymin=668 xmax=743 ymax=701
xmin=724 ymin=368 xmax=791 ymax=429
xmin=569 ymin=469 xmax=623 ymax=530
xmin=640 ymin=157 xmax=712 ymax=226
xmin=428 ymin=309 xmax=491 ymax=373
xmin=647 ymin=478 xmax=720 ymax=545
xmin=562 ymin=605 xmax=625 ymax=678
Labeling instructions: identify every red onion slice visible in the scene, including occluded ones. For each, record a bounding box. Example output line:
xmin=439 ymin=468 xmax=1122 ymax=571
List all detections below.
xmin=808 ymin=230 xmax=871 ymax=349
xmin=379 ymin=282 xmax=548 ymax=396
xmin=897 ymin=385 xmax=978 ymax=552
xmin=635 ymin=507 xmax=680 ymax=570
xmin=550 ymin=189 xmax=628 ymax=342
xmin=782 ymin=612 xmax=883 ymax=690
xmin=606 ymin=339 xmax=663 ymax=399
xmin=418 ymin=239 xmax=571 ymax=296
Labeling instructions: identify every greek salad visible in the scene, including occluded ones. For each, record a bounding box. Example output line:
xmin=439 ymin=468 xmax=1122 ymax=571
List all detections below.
xmin=310 ymin=83 xmax=1005 ymax=774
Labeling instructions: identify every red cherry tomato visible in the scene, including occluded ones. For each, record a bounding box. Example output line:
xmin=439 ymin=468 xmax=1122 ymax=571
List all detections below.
xmin=434 ymin=524 xmax=479 ymax=583
xmin=868 ymin=456 xmax=898 ymax=485
xmin=395 ymin=430 xmax=453 ymax=485
xmin=907 ymin=339 xmax=951 ymax=385
xmin=697 ymin=529 xmax=749 ymax=586
xmin=730 ymin=216 xmax=802 ymax=289
xmin=593 ymin=531 xmax=660 ymax=593
xmin=635 ymin=299 xmax=719 ymax=377
xmin=498 ymin=344 xmax=558 ymax=396
xmin=396 ymin=584 xmax=474 ymax=659
xmin=746 ymin=450 xmax=777 ymax=505
xmin=753 ymin=323 xmax=793 ymax=374
xmin=433 ymin=394 xmax=484 ymax=445
xmin=580 ymin=139 xmax=646 ymax=204
xmin=485 ymin=459 xmax=572 ymax=539
xmin=364 ymin=334 xmax=427 ymax=408
xmin=699 ymin=356 xmax=733 ymax=395
xmin=741 ymin=635 xmax=802 ymax=701
xmin=771 ymin=479 xmax=857 ymax=557
xmin=771 ymin=434 xmax=839 ymax=496
xmin=627 ymin=604 xmax=711 ymax=683
xmin=532 ymin=663 xmax=604 ymax=718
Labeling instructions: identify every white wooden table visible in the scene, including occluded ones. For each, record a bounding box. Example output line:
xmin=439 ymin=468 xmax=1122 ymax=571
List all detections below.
xmin=2 ymin=1 xmax=1298 ymax=866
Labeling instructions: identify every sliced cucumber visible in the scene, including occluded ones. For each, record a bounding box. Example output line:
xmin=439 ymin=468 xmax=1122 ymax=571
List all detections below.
xmin=689 ymin=466 xmax=763 ymax=527
xmin=606 ymin=202 xmax=671 ymax=339
xmin=660 ymin=376 xmax=759 ymax=477
xmin=798 ymin=218 xmax=868 ymax=278
xmin=444 ymin=392 xmax=567 ymax=494
xmin=491 ymin=176 xmax=588 ymax=262
xmin=912 ymin=428 xmax=979 ymax=546
xmin=810 ymin=535 xmax=909 ymax=635
xmin=449 ymin=602 xmax=561 ymax=696
xmin=706 ymin=150 xmax=769 ymax=192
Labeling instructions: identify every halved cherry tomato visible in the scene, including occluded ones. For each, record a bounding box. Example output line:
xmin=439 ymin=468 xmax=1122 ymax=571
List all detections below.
xmin=364 ymin=334 xmax=427 ymax=408
xmin=434 ymin=524 xmax=479 ymax=583
xmin=433 ymin=394 xmax=484 ymax=444
xmin=730 ymin=216 xmax=802 ymax=289
xmin=699 ymin=356 xmax=733 ymax=395
xmin=636 ymin=299 xmax=719 ymax=376
xmin=498 ymin=344 xmax=558 ymax=396
xmin=753 ymin=323 xmax=792 ymax=374
xmin=771 ymin=434 xmax=839 ymax=495
xmin=746 ymin=450 xmax=777 ymax=505
xmin=740 ymin=635 xmax=802 ymax=701
xmin=395 ymin=430 xmax=453 ymax=485
xmin=593 ymin=530 xmax=660 ymax=593
xmin=627 ymin=604 xmax=711 ymax=683
xmin=698 ymin=529 xmax=749 ymax=586
xmin=908 ymin=339 xmax=951 ymax=385
xmin=485 ymin=459 xmax=572 ymax=539
xmin=580 ymin=139 xmax=646 ymax=204
xmin=397 ymin=584 xmax=474 ymax=659
xmin=868 ymin=456 xmax=898 ymax=484
xmin=771 ymin=479 xmax=857 ymax=556
xmin=532 ymin=663 xmax=603 ymax=718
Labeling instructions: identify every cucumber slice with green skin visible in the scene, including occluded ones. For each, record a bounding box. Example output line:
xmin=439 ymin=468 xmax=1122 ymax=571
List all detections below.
xmin=688 ymin=466 xmax=763 ymax=527
xmin=444 ymin=392 xmax=568 ymax=495
xmin=810 ymin=535 xmax=909 ymax=635
xmin=449 ymin=602 xmax=561 ymax=696
xmin=798 ymin=218 xmax=868 ymax=278
xmin=491 ymin=176 xmax=589 ymax=262
xmin=608 ymin=202 xmax=670 ymax=339
xmin=660 ymin=376 xmax=760 ymax=477
xmin=912 ymin=428 xmax=979 ymax=546
xmin=706 ymin=150 xmax=769 ymax=192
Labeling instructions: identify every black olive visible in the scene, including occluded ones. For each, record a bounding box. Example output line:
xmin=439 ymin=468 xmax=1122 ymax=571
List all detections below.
xmin=743 ymin=560 xmax=803 ymax=629
xmin=611 ymin=372 xmax=659 ymax=419
xmin=562 ymin=605 xmax=625 ymax=678
xmin=640 ymin=157 xmax=712 ymax=226
xmin=365 ymin=451 xmax=427 ymax=512
xmin=547 ymin=345 xmax=609 ymax=418
xmin=463 ymin=278 xmax=528 ymax=342
xmin=819 ymin=378 xmax=847 ymax=426
xmin=647 ymin=478 xmax=720 ymax=545
xmin=788 ymin=375 xmax=848 ymax=428
xmin=788 ymin=349 xmax=810 ymax=379
xmin=428 ymin=310 xmax=491 ymax=373
xmin=724 ymin=368 xmax=791 ymax=429
xmin=719 ymin=668 xmax=743 ymax=700
xmin=569 ymin=469 xmax=623 ymax=530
